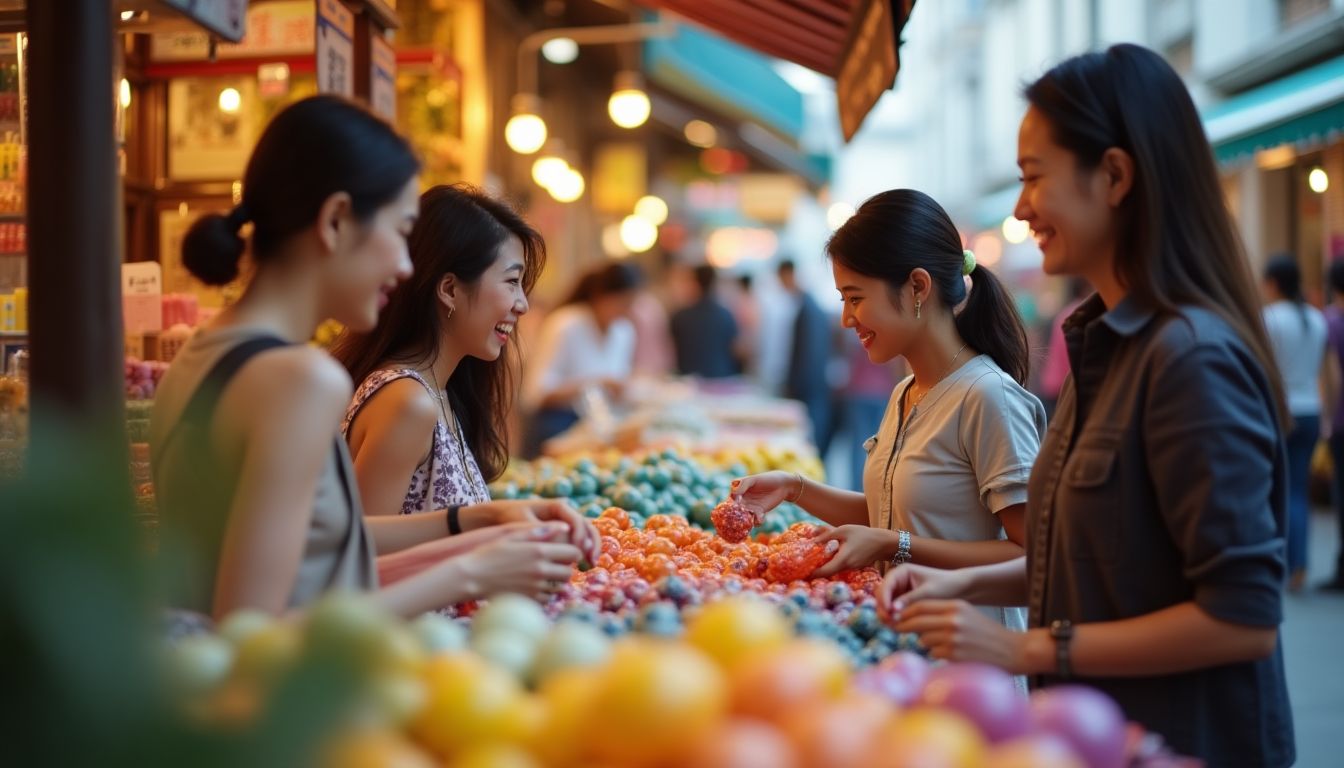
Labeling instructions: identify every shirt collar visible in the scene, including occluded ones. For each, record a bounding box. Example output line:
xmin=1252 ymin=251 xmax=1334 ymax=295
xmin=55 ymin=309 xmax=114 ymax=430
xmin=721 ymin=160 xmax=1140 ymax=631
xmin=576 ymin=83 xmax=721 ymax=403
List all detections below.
xmin=1063 ymin=293 xmax=1156 ymax=338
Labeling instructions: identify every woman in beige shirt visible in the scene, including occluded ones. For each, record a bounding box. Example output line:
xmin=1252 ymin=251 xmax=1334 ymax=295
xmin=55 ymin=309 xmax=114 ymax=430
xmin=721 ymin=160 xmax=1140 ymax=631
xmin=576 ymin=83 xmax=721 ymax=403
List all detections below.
xmin=732 ymin=190 xmax=1043 ymax=605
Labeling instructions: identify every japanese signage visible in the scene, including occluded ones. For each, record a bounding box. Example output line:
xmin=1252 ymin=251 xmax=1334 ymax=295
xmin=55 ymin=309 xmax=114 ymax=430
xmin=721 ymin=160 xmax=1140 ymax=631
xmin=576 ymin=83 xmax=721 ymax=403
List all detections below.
xmin=316 ymin=0 xmax=355 ymax=97
xmin=370 ymin=33 xmax=397 ymax=122
xmin=151 ymin=1 xmax=314 ymax=62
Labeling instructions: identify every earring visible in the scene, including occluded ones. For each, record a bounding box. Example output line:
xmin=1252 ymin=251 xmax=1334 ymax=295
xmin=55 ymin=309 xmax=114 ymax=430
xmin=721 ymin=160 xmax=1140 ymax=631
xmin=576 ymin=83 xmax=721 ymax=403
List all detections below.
xmin=915 ymin=299 xmax=922 ymax=320
xmin=446 ymin=306 xmax=455 ymax=320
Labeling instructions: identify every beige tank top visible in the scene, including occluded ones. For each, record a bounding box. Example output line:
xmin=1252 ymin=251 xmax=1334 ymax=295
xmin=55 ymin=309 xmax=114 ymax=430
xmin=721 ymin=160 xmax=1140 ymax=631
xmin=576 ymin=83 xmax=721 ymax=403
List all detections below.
xmin=150 ymin=325 xmax=377 ymax=613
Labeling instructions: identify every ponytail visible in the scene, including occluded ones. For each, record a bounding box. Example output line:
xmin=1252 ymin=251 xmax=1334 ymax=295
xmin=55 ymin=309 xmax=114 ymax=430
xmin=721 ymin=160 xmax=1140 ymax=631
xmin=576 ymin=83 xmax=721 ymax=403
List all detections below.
xmin=954 ymin=263 xmax=1030 ymax=385
xmin=182 ymin=205 xmax=249 ymax=286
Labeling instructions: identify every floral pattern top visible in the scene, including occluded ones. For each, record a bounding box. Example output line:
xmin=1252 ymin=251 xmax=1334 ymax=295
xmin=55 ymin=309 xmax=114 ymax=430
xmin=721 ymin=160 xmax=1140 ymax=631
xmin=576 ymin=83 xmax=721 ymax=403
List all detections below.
xmin=342 ymin=368 xmax=490 ymax=514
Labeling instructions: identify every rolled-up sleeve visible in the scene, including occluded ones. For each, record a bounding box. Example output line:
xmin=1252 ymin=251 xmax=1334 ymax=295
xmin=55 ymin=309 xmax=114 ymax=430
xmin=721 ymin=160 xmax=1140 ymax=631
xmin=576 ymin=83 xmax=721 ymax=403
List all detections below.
xmin=959 ymin=373 xmax=1047 ymax=514
xmin=1143 ymin=339 xmax=1286 ymax=627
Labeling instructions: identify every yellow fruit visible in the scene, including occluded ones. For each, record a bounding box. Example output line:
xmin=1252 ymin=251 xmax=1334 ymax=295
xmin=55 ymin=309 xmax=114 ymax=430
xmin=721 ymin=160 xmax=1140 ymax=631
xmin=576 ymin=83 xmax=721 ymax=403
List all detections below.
xmin=322 ymin=727 xmax=437 ymax=768
xmin=532 ymin=669 xmax=603 ymax=766
xmin=232 ymin=621 xmax=301 ymax=684
xmin=412 ymin=653 xmax=531 ymax=758
xmin=686 ymin=597 xmax=792 ymax=670
xmin=588 ymin=639 xmax=728 ymax=768
xmin=446 ymin=744 xmax=543 ymax=768
xmin=866 ymin=708 xmax=988 ymax=768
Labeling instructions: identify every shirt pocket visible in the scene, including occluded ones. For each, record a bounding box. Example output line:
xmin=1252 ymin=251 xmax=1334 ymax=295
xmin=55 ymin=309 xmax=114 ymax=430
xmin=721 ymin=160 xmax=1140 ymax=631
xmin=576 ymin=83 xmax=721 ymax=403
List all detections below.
xmin=1059 ymin=428 xmax=1123 ymax=562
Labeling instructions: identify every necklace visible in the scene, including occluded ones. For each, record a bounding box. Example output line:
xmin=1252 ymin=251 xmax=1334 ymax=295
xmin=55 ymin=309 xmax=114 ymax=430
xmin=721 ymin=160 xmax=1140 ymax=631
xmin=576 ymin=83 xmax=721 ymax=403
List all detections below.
xmin=426 ymin=366 xmax=486 ymax=502
xmin=907 ymin=343 xmax=968 ymax=413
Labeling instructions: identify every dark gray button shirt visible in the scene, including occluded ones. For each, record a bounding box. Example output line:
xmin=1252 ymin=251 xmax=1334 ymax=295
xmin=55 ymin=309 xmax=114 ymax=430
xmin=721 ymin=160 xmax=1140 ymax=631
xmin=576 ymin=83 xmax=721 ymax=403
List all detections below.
xmin=1026 ymin=295 xmax=1294 ymax=767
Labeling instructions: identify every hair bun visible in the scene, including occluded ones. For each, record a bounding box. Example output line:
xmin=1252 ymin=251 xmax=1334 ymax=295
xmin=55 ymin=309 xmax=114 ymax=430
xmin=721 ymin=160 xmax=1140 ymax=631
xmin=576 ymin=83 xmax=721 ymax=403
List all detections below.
xmin=181 ymin=212 xmax=245 ymax=286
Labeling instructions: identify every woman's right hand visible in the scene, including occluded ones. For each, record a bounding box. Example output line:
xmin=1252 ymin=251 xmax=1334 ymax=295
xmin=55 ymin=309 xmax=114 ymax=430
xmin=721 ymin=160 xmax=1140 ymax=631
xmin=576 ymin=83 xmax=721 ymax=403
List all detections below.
xmin=729 ymin=470 xmax=800 ymax=517
xmin=878 ymin=563 xmax=971 ymax=621
xmin=454 ymin=522 xmax=583 ymax=601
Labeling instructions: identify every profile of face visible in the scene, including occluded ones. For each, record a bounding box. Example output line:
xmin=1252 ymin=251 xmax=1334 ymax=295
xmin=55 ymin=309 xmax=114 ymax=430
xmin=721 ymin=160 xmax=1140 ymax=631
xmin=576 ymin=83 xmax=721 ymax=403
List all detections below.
xmin=442 ymin=235 xmax=530 ymax=362
xmin=325 ymin=177 xmax=419 ymax=331
xmin=832 ymin=259 xmax=927 ymax=365
xmin=1013 ymin=106 xmax=1126 ymax=281
xmin=592 ymin=289 xmax=638 ymax=328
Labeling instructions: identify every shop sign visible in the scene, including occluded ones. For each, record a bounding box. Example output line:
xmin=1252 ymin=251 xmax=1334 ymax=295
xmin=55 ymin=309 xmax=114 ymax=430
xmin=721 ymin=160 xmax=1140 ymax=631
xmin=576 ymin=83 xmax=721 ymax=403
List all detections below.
xmin=593 ymin=143 xmax=647 ymax=216
xmin=316 ymin=0 xmax=355 ymax=97
xmin=835 ymin=0 xmax=899 ymax=142
xmin=738 ymin=173 xmax=803 ymax=224
xmin=370 ymin=34 xmax=397 ymax=122
xmin=156 ymin=0 xmax=248 ymax=43
xmin=151 ymin=1 xmax=315 ymax=62
xmin=122 ymin=262 xmax=164 ymax=335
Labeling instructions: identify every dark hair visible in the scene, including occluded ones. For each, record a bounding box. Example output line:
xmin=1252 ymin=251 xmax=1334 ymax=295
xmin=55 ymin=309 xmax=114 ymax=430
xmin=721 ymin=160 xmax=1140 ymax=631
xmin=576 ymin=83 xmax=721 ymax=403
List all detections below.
xmin=738 ymin=273 xmax=753 ymax=291
xmin=1024 ymin=44 xmax=1288 ymax=423
xmin=331 ymin=184 xmax=545 ymax=481
xmin=1263 ymin=254 xmax=1303 ymax=303
xmin=181 ymin=95 xmax=420 ymax=286
xmin=777 ymin=259 xmax=796 ymax=277
xmin=1328 ymin=260 xmax=1344 ymax=296
xmin=562 ymin=262 xmax=644 ymax=307
xmin=693 ymin=264 xmax=718 ymax=294
xmin=827 ymin=189 xmax=1031 ymax=385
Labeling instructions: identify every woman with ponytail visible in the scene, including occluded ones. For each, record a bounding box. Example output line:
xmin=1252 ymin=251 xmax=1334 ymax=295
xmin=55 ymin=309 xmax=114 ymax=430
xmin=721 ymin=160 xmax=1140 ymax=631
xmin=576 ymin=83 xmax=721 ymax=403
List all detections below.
xmin=730 ymin=189 xmax=1045 ymax=639
xmin=151 ymin=96 xmax=586 ymax=622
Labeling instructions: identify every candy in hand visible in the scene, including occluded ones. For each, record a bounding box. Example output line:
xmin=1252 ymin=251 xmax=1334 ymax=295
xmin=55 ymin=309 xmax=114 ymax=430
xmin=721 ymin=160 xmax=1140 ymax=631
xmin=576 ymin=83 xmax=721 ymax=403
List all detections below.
xmin=764 ymin=538 xmax=840 ymax=582
xmin=711 ymin=499 xmax=757 ymax=543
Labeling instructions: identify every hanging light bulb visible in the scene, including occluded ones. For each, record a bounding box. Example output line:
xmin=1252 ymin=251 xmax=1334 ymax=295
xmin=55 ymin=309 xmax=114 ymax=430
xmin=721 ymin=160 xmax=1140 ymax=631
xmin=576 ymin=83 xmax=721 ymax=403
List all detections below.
xmin=119 ymin=78 xmax=132 ymax=109
xmin=620 ymin=214 xmax=658 ymax=252
xmin=549 ymin=168 xmax=586 ymax=203
xmin=532 ymin=142 xmax=570 ymax=190
xmin=542 ymin=37 xmax=579 ymax=64
xmin=608 ymin=71 xmax=651 ymax=129
xmin=505 ymin=93 xmax=548 ymax=154
xmin=634 ymin=195 xmax=668 ymax=225
xmin=218 ymin=87 xmax=242 ymax=114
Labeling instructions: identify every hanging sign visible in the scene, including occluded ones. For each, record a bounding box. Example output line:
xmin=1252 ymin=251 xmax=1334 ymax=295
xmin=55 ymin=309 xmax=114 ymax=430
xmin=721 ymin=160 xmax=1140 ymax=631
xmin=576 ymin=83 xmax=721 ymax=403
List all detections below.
xmin=316 ymin=0 xmax=355 ymax=97
xmin=122 ymin=262 xmax=164 ymax=335
xmin=835 ymin=0 xmax=899 ymax=142
xmin=370 ymin=33 xmax=397 ymax=122
xmin=156 ymin=0 xmax=248 ymax=43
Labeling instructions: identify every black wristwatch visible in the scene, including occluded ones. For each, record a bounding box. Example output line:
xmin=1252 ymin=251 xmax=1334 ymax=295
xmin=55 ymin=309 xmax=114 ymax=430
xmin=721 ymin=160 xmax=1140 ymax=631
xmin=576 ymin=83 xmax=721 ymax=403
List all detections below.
xmin=447 ymin=504 xmax=463 ymax=536
xmin=1049 ymin=619 xmax=1074 ymax=679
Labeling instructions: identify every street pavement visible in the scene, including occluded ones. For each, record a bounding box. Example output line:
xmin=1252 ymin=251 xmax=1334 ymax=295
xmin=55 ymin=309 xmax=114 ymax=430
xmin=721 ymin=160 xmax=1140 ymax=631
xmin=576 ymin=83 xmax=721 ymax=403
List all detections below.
xmin=1283 ymin=508 xmax=1344 ymax=768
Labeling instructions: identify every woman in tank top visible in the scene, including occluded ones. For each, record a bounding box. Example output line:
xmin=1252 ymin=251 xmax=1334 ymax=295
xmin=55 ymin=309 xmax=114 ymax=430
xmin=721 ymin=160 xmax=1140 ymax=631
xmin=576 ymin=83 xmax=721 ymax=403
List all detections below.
xmin=333 ymin=184 xmax=598 ymax=597
xmin=151 ymin=97 xmax=588 ymax=621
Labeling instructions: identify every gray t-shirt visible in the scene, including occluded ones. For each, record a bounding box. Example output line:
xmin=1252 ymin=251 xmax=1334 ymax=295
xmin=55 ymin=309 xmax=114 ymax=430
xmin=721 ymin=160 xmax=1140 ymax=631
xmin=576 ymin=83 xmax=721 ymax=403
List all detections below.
xmin=862 ymin=354 xmax=1045 ymax=633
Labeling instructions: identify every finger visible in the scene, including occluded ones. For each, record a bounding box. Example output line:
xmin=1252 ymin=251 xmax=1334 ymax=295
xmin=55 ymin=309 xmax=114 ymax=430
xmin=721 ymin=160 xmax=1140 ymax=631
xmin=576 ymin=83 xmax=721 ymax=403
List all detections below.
xmin=537 ymin=561 xmax=577 ymax=581
xmin=730 ymin=476 xmax=753 ymax=498
xmin=536 ymin=542 xmax=584 ymax=564
xmin=808 ymin=550 xmax=849 ymax=578
xmin=580 ymin=521 xmax=602 ymax=562
xmin=892 ymin=599 xmax=961 ymax=620
xmin=894 ymin=614 xmax=957 ymax=635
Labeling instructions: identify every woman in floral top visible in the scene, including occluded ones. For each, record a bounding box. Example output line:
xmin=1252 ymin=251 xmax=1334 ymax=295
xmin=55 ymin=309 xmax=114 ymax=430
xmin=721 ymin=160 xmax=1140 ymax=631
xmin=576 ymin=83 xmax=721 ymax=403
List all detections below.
xmin=334 ymin=184 xmax=598 ymax=599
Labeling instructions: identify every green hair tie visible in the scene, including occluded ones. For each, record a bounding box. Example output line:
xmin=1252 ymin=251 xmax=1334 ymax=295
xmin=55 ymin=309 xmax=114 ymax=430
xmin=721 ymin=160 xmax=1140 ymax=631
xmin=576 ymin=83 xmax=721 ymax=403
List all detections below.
xmin=962 ymin=249 xmax=976 ymax=276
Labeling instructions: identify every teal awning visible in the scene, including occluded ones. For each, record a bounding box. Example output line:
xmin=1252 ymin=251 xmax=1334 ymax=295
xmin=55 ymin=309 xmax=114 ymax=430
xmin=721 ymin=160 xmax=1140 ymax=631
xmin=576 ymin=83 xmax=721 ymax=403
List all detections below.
xmin=1204 ymin=55 xmax=1344 ymax=165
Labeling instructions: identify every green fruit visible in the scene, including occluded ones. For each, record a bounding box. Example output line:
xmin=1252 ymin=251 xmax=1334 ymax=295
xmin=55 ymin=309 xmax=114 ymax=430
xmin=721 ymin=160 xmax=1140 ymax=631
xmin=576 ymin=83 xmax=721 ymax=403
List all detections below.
xmin=649 ymin=468 xmax=671 ymax=490
xmin=472 ymin=593 xmax=549 ymax=645
xmin=412 ymin=613 xmax=469 ymax=654
xmin=551 ymin=477 xmax=574 ymax=498
xmin=532 ymin=621 xmax=612 ymax=684
xmin=471 ymin=628 xmax=537 ymax=681
xmin=162 ymin=635 xmax=234 ymax=695
xmin=574 ymin=475 xmax=598 ymax=496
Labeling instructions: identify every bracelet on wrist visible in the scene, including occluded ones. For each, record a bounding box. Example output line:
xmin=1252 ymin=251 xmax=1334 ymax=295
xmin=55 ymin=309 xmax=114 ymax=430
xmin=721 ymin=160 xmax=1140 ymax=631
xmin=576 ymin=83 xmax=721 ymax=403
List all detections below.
xmin=447 ymin=504 xmax=463 ymax=536
xmin=788 ymin=472 xmax=805 ymax=503
xmin=1049 ymin=619 xmax=1074 ymax=679
xmin=890 ymin=529 xmax=912 ymax=566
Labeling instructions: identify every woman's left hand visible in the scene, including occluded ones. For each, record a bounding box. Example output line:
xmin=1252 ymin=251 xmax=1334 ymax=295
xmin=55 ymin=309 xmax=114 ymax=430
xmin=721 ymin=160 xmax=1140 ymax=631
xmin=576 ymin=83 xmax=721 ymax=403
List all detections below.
xmin=892 ymin=599 xmax=1029 ymax=673
xmin=476 ymin=499 xmax=601 ymax=564
xmin=809 ymin=525 xmax=898 ymax=578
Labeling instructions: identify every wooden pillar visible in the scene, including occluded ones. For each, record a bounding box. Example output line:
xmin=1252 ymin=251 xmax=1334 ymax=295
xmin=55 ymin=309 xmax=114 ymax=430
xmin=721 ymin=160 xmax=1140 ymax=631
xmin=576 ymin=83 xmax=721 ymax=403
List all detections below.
xmin=26 ymin=0 xmax=128 ymax=474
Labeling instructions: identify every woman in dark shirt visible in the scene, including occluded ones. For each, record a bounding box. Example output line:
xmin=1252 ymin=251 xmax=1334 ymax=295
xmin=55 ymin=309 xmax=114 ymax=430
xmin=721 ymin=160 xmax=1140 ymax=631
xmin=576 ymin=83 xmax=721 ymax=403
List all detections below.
xmin=879 ymin=44 xmax=1294 ymax=766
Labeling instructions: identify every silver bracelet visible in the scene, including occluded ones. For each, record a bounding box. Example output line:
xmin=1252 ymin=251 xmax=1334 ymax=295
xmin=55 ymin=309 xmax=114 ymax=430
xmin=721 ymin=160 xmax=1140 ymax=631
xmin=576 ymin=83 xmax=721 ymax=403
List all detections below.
xmin=891 ymin=529 xmax=912 ymax=565
xmin=788 ymin=472 xmax=805 ymax=503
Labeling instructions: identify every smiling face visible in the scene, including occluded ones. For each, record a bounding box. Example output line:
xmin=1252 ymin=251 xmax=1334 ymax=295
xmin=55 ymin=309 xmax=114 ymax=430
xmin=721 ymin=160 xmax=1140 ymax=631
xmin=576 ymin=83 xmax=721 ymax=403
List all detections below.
xmin=327 ymin=176 xmax=419 ymax=331
xmin=832 ymin=260 xmax=917 ymax=365
xmin=1013 ymin=106 xmax=1117 ymax=284
xmin=450 ymin=234 xmax=530 ymax=362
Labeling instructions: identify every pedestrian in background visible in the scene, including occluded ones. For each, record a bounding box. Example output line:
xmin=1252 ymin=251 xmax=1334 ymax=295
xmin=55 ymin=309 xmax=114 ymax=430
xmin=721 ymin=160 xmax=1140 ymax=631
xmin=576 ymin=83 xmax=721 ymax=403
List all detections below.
xmin=1321 ymin=259 xmax=1344 ymax=591
xmin=779 ymin=259 xmax=835 ymax=453
xmin=1261 ymin=254 xmax=1328 ymax=593
xmin=670 ymin=264 xmax=739 ymax=379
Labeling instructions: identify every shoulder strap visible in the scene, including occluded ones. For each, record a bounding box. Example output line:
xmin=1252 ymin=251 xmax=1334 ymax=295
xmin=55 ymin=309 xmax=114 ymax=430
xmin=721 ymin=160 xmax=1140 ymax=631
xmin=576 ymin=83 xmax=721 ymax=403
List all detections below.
xmin=153 ymin=336 xmax=289 ymax=467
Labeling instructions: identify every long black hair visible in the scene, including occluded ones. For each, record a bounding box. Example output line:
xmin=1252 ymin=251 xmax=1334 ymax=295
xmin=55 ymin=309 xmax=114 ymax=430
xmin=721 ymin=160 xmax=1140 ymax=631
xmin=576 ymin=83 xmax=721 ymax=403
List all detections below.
xmin=332 ymin=184 xmax=546 ymax=481
xmin=1024 ymin=44 xmax=1288 ymax=424
xmin=827 ymin=189 xmax=1031 ymax=384
xmin=181 ymin=95 xmax=420 ymax=286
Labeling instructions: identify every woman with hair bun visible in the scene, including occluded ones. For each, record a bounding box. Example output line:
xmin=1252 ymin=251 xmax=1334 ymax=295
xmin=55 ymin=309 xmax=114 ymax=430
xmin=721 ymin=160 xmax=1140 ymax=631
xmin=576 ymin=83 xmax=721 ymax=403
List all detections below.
xmin=151 ymin=96 xmax=584 ymax=621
